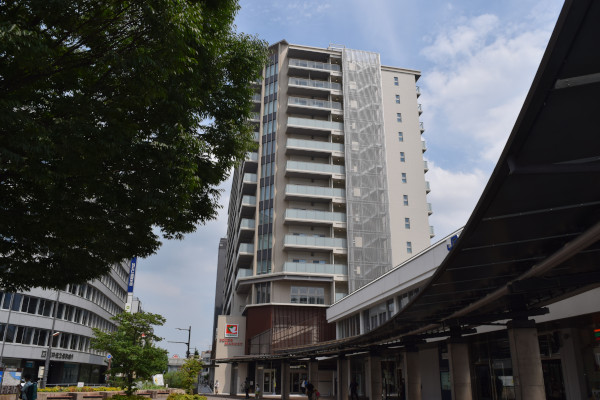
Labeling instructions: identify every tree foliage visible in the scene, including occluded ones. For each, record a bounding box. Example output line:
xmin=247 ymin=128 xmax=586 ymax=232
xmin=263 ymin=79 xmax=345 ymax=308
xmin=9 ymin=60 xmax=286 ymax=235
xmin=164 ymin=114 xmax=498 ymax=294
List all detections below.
xmin=0 ymin=0 xmax=268 ymax=290
xmin=90 ymin=311 xmax=168 ymax=395
xmin=180 ymin=357 xmax=203 ymax=394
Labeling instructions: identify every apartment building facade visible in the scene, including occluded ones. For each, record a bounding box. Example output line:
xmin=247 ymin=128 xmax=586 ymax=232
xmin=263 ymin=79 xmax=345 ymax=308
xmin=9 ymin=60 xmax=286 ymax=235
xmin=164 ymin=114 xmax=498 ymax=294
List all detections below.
xmin=214 ymin=41 xmax=432 ymax=393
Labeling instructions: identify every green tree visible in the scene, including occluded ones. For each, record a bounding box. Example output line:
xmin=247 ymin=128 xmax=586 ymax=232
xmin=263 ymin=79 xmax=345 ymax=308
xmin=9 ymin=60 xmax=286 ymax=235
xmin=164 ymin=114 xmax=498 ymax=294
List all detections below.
xmin=164 ymin=370 xmax=185 ymax=389
xmin=91 ymin=311 xmax=168 ymax=395
xmin=180 ymin=357 xmax=204 ymax=394
xmin=0 ymin=0 xmax=268 ymax=291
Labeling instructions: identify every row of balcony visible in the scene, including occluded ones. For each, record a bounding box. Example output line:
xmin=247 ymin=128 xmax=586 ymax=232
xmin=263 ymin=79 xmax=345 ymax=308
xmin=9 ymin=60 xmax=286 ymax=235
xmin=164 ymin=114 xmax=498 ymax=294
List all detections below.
xmin=289 ymin=77 xmax=342 ymax=91
xmin=288 ymin=96 xmax=342 ymax=110
xmin=289 ymin=58 xmax=341 ymax=72
xmin=288 ymin=116 xmax=344 ymax=131
xmin=286 ymin=138 xmax=344 ymax=154
xmin=286 ymin=160 xmax=345 ymax=177
xmin=236 ymin=262 xmax=348 ymax=282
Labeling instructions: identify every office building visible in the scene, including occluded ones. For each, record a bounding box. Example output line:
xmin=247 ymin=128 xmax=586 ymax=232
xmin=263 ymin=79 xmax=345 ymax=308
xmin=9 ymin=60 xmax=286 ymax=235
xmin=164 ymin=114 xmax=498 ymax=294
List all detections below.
xmin=213 ymin=41 xmax=432 ymax=392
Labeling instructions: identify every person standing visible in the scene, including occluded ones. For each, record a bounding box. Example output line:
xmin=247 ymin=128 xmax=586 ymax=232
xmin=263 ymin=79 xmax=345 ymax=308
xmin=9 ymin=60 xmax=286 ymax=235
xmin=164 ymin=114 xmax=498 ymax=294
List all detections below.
xmin=214 ymin=380 xmax=219 ymax=394
xmin=21 ymin=374 xmax=34 ymax=400
xmin=350 ymin=378 xmax=359 ymax=400
xmin=306 ymin=381 xmax=315 ymax=400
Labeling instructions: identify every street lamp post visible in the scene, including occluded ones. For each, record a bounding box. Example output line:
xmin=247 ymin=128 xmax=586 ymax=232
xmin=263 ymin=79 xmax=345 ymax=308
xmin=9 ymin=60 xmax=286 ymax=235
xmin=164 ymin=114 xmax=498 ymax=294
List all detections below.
xmin=175 ymin=326 xmax=191 ymax=358
xmin=41 ymin=291 xmax=61 ymax=388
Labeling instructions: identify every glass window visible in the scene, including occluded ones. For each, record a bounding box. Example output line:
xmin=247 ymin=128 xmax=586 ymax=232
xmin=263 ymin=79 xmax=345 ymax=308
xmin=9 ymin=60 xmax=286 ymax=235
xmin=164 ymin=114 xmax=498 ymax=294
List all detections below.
xmin=405 ymin=218 xmax=411 ymax=229
xmin=403 ymin=195 xmax=408 ymax=206
xmin=401 ymin=173 xmax=407 ymax=183
xmin=394 ymin=77 xmax=399 ymax=86
xmin=395 ymin=94 xmax=400 ymax=103
xmin=400 ymin=152 xmax=405 ymax=162
xmin=398 ymin=132 xmax=403 ymax=142
xmin=396 ymin=113 xmax=402 ymax=122
xmin=26 ymin=297 xmax=38 ymax=314
xmin=11 ymin=294 xmax=22 ymax=311
xmin=407 ymin=242 xmax=412 ymax=254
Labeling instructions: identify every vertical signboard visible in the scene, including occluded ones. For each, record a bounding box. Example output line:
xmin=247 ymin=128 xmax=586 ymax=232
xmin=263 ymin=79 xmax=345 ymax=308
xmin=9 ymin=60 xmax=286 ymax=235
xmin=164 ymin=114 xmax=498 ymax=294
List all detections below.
xmin=125 ymin=257 xmax=137 ymax=313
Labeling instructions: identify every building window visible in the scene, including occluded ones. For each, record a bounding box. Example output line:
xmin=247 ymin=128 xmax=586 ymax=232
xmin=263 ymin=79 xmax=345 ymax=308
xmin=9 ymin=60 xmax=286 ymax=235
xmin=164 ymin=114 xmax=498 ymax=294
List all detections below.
xmin=394 ymin=77 xmax=399 ymax=86
xmin=407 ymin=241 xmax=412 ymax=253
xmin=291 ymin=286 xmax=325 ymax=304
xmin=403 ymin=195 xmax=408 ymax=206
xmin=405 ymin=218 xmax=411 ymax=229
xmin=396 ymin=113 xmax=402 ymax=122
xmin=400 ymin=152 xmax=405 ymax=162
xmin=401 ymin=173 xmax=407 ymax=183
xmin=395 ymin=94 xmax=400 ymax=104
xmin=256 ymin=282 xmax=270 ymax=304
xmin=398 ymin=132 xmax=403 ymax=142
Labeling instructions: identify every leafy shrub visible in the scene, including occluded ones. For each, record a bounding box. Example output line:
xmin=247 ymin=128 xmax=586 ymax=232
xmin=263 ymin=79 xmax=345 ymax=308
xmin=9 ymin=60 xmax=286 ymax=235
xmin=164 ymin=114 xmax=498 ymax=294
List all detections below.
xmin=111 ymin=395 xmax=148 ymax=400
xmin=166 ymin=394 xmax=206 ymax=400
xmin=39 ymin=386 xmax=122 ymax=392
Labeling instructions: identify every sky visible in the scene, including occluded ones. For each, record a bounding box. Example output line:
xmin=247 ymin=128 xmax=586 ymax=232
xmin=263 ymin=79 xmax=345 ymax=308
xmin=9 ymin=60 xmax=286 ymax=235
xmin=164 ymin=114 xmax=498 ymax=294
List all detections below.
xmin=135 ymin=0 xmax=565 ymax=357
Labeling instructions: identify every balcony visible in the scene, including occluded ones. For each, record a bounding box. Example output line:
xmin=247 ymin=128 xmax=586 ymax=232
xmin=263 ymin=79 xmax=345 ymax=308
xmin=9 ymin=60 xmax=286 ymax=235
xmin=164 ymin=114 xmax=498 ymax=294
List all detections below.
xmin=252 ymin=94 xmax=261 ymax=103
xmin=429 ymin=226 xmax=435 ymax=238
xmin=286 ymin=138 xmax=344 ymax=157
xmin=421 ymin=140 xmax=427 ymax=153
xmin=288 ymin=96 xmax=342 ymax=117
xmin=419 ymin=121 xmax=425 ymax=133
xmin=288 ymin=77 xmax=342 ymax=97
xmin=286 ymin=160 xmax=345 ymax=178
xmin=240 ymin=195 xmax=256 ymax=218
xmin=242 ymin=152 xmax=258 ymax=173
xmin=283 ymin=262 xmax=348 ymax=275
xmin=236 ymin=243 xmax=254 ymax=266
xmin=285 ymin=209 xmax=346 ymax=227
xmin=416 ymin=86 xmax=421 ymax=97
xmin=237 ymin=268 xmax=253 ymax=280
xmin=288 ymin=59 xmax=341 ymax=80
xmin=423 ymin=161 xmax=429 ymax=173
xmin=418 ymin=103 xmax=423 ymax=115
xmin=242 ymin=173 xmax=257 ymax=194
xmin=285 ymin=184 xmax=346 ymax=202
xmin=249 ymin=112 xmax=260 ymax=123
xmin=287 ymin=116 xmax=344 ymax=136
xmin=425 ymin=181 xmax=431 ymax=194
xmin=239 ymin=218 xmax=255 ymax=242
xmin=253 ymin=131 xmax=260 ymax=142
xmin=283 ymin=235 xmax=347 ymax=251
xmin=427 ymin=203 xmax=433 ymax=215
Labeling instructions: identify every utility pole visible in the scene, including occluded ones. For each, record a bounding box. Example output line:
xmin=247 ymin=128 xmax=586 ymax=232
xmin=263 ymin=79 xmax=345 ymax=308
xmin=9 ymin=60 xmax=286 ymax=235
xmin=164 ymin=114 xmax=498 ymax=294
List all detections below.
xmin=175 ymin=326 xmax=191 ymax=358
xmin=42 ymin=290 xmax=61 ymax=388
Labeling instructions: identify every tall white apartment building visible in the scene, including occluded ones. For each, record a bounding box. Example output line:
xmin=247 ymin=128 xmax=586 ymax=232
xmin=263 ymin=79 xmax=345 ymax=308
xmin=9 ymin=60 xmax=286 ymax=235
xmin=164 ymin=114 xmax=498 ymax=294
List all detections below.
xmin=216 ymin=41 xmax=432 ymax=371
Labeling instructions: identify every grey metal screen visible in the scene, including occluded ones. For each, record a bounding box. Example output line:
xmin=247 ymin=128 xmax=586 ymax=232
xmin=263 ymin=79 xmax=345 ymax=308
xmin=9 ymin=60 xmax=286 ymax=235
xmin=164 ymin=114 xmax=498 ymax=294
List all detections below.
xmin=342 ymin=49 xmax=393 ymax=293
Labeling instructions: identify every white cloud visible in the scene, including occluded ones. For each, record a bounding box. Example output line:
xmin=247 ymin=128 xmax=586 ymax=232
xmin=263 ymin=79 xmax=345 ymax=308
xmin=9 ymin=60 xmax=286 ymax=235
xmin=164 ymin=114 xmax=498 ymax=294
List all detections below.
xmin=427 ymin=162 xmax=488 ymax=238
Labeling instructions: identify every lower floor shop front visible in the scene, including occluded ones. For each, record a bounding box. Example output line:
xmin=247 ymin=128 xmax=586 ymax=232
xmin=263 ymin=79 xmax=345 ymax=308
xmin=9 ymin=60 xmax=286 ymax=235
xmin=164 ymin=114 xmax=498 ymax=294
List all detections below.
xmin=215 ymin=312 xmax=600 ymax=400
xmin=0 ymin=356 xmax=107 ymax=387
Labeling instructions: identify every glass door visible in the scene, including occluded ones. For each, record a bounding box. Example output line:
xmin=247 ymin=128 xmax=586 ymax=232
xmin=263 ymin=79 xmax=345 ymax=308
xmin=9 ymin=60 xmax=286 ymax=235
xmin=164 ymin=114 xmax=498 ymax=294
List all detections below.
xmin=264 ymin=369 xmax=275 ymax=393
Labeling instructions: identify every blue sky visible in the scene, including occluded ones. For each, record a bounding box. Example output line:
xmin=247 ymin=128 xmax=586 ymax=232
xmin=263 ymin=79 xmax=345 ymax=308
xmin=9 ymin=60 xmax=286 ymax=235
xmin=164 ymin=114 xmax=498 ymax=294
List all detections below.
xmin=135 ymin=0 xmax=564 ymax=357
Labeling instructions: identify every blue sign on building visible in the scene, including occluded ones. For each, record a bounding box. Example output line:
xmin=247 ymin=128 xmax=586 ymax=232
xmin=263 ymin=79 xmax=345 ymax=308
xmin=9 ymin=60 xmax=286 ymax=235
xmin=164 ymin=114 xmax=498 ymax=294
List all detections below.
xmin=127 ymin=257 xmax=137 ymax=293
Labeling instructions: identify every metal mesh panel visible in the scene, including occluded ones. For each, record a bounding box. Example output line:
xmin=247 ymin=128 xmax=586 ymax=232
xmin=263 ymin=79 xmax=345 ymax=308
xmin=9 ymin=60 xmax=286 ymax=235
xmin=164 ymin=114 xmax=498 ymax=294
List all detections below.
xmin=342 ymin=49 xmax=393 ymax=293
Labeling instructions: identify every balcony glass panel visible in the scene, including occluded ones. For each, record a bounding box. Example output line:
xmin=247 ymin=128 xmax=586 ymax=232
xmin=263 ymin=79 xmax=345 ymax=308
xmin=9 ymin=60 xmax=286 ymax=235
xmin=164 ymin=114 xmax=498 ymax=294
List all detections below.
xmin=241 ymin=195 xmax=256 ymax=205
xmin=250 ymin=112 xmax=260 ymax=121
xmin=246 ymin=152 xmax=258 ymax=162
xmin=289 ymin=96 xmax=342 ymax=110
xmin=252 ymin=94 xmax=261 ymax=102
xmin=243 ymin=173 xmax=257 ymax=183
xmin=288 ymin=117 xmax=344 ymax=131
xmin=236 ymin=268 xmax=253 ymax=279
xmin=286 ymin=184 xmax=346 ymax=198
xmin=285 ymin=209 xmax=346 ymax=223
xmin=287 ymin=161 xmax=345 ymax=174
xmin=253 ymin=132 xmax=260 ymax=141
xmin=288 ymin=77 xmax=342 ymax=91
xmin=284 ymin=235 xmax=347 ymax=248
xmin=289 ymin=58 xmax=341 ymax=72
xmin=239 ymin=243 xmax=254 ymax=254
xmin=287 ymin=139 xmax=344 ymax=153
xmin=240 ymin=219 xmax=255 ymax=229
xmin=283 ymin=262 xmax=348 ymax=275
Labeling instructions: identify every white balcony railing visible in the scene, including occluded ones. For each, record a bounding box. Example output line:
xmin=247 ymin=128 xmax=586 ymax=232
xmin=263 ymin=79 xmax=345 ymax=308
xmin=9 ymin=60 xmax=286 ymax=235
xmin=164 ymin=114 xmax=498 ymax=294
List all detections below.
xmin=288 ymin=77 xmax=342 ymax=91
xmin=284 ymin=235 xmax=347 ymax=248
xmin=287 ymin=161 xmax=345 ymax=175
xmin=289 ymin=58 xmax=341 ymax=72
xmin=288 ymin=117 xmax=344 ymax=131
xmin=288 ymin=96 xmax=342 ymax=110
xmin=287 ymin=139 xmax=344 ymax=153
xmin=285 ymin=209 xmax=346 ymax=223
xmin=286 ymin=184 xmax=346 ymax=198
xmin=283 ymin=262 xmax=348 ymax=275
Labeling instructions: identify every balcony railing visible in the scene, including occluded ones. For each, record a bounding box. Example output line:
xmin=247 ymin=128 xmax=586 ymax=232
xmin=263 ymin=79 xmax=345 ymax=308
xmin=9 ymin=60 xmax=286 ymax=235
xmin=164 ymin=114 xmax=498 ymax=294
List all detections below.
xmin=421 ymin=140 xmax=427 ymax=152
xmin=253 ymin=131 xmax=260 ymax=142
xmin=236 ymin=268 xmax=253 ymax=280
xmin=289 ymin=77 xmax=342 ymax=91
xmin=416 ymin=86 xmax=421 ymax=97
xmin=429 ymin=226 xmax=435 ymax=238
xmin=425 ymin=181 xmax=431 ymax=193
xmin=284 ymin=235 xmax=347 ymax=248
xmin=246 ymin=152 xmax=258 ymax=162
xmin=286 ymin=184 xmax=346 ymax=198
xmin=288 ymin=117 xmax=344 ymax=131
xmin=283 ymin=262 xmax=348 ymax=275
xmin=252 ymin=94 xmax=261 ymax=102
xmin=289 ymin=96 xmax=342 ymax=110
xmin=238 ymin=243 xmax=254 ymax=255
xmin=427 ymin=203 xmax=433 ymax=215
xmin=419 ymin=121 xmax=425 ymax=132
xmin=287 ymin=161 xmax=345 ymax=175
xmin=289 ymin=58 xmax=341 ymax=72
xmin=250 ymin=112 xmax=260 ymax=122
xmin=241 ymin=195 xmax=256 ymax=206
xmin=240 ymin=218 xmax=255 ymax=229
xmin=423 ymin=161 xmax=429 ymax=172
xmin=243 ymin=173 xmax=257 ymax=183
xmin=417 ymin=103 xmax=423 ymax=114
xmin=285 ymin=209 xmax=346 ymax=223
xmin=287 ymin=139 xmax=344 ymax=153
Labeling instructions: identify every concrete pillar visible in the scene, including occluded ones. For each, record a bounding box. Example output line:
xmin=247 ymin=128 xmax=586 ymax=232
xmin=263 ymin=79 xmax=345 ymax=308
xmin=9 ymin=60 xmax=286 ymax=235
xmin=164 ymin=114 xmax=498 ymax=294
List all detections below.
xmin=404 ymin=347 xmax=421 ymax=400
xmin=447 ymin=339 xmax=472 ymax=400
xmin=281 ymin=361 xmax=291 ymax=400
xmin=559 ymin=328 xmax=586 ymax=400
xmin=507 ymin=319 xmax=545 ymax=400
xmin=256 ymin=366 xmax=265 ymax=399
xmin=368 ymin=354 xmax=382 ymax=400
xmin=309 ymin=359 xmax=319 ymax=388
xmin=337 ymin=356 xmax=349 ymax=400
xmin=229 ymin=363 xmax=238 ymax=395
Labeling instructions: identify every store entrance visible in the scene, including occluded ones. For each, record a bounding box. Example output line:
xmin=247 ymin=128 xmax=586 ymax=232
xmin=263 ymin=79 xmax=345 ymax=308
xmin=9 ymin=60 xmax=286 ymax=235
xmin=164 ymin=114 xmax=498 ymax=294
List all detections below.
xmin=263 ymin=369 xmax=276 ymax=394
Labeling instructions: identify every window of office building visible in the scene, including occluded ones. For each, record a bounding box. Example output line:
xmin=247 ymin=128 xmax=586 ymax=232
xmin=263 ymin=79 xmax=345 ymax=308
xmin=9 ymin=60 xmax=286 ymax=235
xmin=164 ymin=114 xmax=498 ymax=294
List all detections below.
xmin=258 ymin=259 xmax=271 ymax=275
xmin=407 ymin=241 xmax=412 ymax=254
xmin=290 ymin=286 xmax=325 ymax=304
xmin=405 ymin=218 xmax=410 ymax=229
xmin=256 ymin=282 xmax=270 ymax=304
xmin=403 ymin=195 xmax=409 ymax=206
xmin=395 ymin=94 xmax=400 ymax=103
xmin=398 ymin=132 xmax=403 ymax=142
xmin=394 ymin=77 xmax=399 ymax=86
xmin=400 ymin=152 xmax=405 ymax=162
xmin=401 ymin=173 xmax=407 ymax=183
xmin=396 ymin=113 xmax=402 ymax=122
